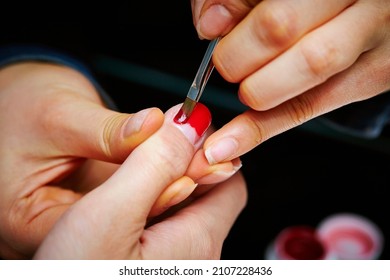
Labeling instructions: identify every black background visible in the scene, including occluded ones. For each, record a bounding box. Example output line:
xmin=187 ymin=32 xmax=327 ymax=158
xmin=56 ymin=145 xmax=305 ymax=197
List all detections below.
xmin=1 ymin=1 xmax=389 ymax=259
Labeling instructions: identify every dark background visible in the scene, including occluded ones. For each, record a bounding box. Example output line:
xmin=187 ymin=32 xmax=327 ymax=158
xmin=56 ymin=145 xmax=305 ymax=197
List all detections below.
xmin=2 ymin=1 xmax=389 ymax=259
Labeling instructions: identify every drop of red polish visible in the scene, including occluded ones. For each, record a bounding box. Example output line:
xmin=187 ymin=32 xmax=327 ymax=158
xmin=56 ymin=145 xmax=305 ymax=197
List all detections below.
xmin=174 ymin=103 xmax=211 ymax=137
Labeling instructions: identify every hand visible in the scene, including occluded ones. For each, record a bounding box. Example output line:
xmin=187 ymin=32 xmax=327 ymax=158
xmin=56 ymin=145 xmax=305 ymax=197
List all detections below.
xmin=191 ymin=0 xmax=390 ymax=163
xmin=0 ymin=62 xmax=243 ymax=259
xmin=33 ymin=104 xmax=247 ymax=259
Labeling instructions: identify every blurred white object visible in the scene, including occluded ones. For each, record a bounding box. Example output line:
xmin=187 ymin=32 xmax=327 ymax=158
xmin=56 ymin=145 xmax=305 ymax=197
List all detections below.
xmin=317 ymin=213 xmax=384 ymax=260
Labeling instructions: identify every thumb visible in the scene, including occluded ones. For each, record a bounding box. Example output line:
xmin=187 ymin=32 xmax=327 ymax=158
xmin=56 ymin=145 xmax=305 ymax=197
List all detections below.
xmin=100 ymin=102 xmax=212 ymax=218
xmin=43 ymin=96 xmax=165 ymax=163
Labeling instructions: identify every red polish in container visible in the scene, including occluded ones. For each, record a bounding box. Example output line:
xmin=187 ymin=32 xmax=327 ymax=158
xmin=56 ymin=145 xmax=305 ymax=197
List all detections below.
xmin=265 ymin=226 xmax=331 ymax=260
xmin=265 ymin=213 xmax=384 ymax=260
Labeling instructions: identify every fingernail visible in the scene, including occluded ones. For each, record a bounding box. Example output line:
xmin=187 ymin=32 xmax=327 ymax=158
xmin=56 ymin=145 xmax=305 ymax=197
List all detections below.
xmin=197 ymin=4 xmax=233 ymax=39
xmin=205 ymin=137 xmax=239 ymax=164
xmin=197 ymin=163 xmax=242 ymax=185
xmin=150 ymin=182 xmax=198 ymax=217
xmin=167 ymin=183 xmax=198 ymax=207
xmin=232 ymin=158 xmax=243 ymax=172
xmin=122 ymin=108 xmax=153 ymax=138
xmin=173 ymin=103 xmax=212 ymax=146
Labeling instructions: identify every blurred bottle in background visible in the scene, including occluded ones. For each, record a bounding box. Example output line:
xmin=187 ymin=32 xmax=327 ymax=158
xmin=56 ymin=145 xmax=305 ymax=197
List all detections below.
xmin=265 ymin=213 xmax=384 ymax=260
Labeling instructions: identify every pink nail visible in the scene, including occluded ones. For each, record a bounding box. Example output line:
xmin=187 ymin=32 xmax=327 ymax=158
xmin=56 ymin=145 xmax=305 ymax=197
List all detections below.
xmin=205 ymin=137 xmax=239 ymax=164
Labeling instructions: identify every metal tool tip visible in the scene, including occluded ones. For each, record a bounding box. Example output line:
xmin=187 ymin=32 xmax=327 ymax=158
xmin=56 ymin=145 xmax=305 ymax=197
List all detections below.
xmin=174 ymin=97 xmax=197 ymax=124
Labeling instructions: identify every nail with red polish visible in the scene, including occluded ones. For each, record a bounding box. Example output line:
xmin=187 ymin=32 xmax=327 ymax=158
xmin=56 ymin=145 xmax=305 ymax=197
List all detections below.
xmin=174 ymin=102 xmax=212 ymax=146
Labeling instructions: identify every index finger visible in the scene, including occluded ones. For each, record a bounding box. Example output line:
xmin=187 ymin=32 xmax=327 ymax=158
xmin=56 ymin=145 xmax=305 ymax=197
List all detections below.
xmin=214 ymin=0 xmax=355 ymax=83
xmin=203 ymin=49 xmax=386 ymax=164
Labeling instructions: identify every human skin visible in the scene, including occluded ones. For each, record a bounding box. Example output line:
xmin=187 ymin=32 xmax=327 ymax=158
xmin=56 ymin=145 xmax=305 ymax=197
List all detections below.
xmin=0 ymin=62 xmax=244 ymax=259
xmin=191 ymin=0 xmax=390 ymax=164
xmin=34 ymin=104 xmax=246 ymax=259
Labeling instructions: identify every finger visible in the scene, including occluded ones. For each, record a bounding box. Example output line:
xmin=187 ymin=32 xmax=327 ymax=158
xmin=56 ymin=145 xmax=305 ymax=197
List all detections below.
xmin=34 ymin=103 xmax=212 ymax=259
xmin=0 ymin=62 xmax=165 ymax=164
xmin=142 ymin=172 xmax=247 ymax=259
xmin=214 ymin=0 xmax=356 ymax=83
xmin=43 ymin=95 xmax=165 ymax=163
xmin=149 ymin=176 xmax=197 ymax=218
xmin=238 ymin=0 xmax=383 ymax=110
xmin=186 ymin=149 xmax=242 ymax=185
xmin=100 ymin=103 xmax=211 ymax=215
xmin=149 ymin=148 xmax=242 ymax=217
xmin=149 ymin=153 xmax=242 ymax=217
xmin=192 ymin=0 xmax=258 ymax=39
xmin=204 ymin=38 xmax=390 ymax=164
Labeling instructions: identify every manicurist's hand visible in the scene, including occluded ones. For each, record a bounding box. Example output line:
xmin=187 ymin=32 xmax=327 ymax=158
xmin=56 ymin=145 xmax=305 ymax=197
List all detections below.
xmin=191 ymin=0 xmax=390 ymax=164
xmin=0 ymin=62 xmax=244 ymax=259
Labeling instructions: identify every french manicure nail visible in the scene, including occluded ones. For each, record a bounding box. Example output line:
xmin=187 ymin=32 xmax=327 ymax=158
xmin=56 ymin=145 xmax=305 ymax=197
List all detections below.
xmin=205 ymin=137 xmax=239 ymax=165
xmin=233 ymin=159 xmax=243 ymax=172
xmin=196 ymin=163 xmax=242 ymax=185
xmin=173 ymin=103 xmax=212 ymax=146
xmin=196 ymin=170 xmax=235 ymax=185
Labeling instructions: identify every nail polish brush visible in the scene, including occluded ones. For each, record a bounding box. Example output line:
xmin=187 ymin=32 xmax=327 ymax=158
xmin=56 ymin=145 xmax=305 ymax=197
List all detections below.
xmin=174 ymin=37 xmax=221 ymax=124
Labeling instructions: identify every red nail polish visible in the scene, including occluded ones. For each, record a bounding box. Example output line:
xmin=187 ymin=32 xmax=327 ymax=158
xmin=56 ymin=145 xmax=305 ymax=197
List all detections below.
xmin=174 ymin=103 xmax=211 ymax=138
xmin=174 ymin=107 xmax=189 ymax=124
xmin=266 ymin=226 xmax=329 ymax=260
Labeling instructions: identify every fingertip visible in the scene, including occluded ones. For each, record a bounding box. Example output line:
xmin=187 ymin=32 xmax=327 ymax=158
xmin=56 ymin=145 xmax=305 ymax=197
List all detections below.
xmin=195 ymin=162 xmax=238 ymax=185
xmin=119 ymin=108 xmax=164 ymax=155
xmin=204 ymin=136 xmax=239 ymax=165
xmin=187 ymin=149 xmax=242 ymax=185
xmin=122 ymin=107 xmax=164 ymax=139
xmin=232 ymin=157 xmax=243 ymax=171
xmin=149 ymin=176 xmax=197 ymax=217
xmin=101 ymin=107 xmax=164 ymax=163
xmin=140 ymin=107 xmax=165 ymax=134
xmin=197 ymin=4 xmax=233 ymax=39
xmin=197 ymin=156 xmax=242 ymax=185
xmin=169 ymin=103 xmax=212 ymax=147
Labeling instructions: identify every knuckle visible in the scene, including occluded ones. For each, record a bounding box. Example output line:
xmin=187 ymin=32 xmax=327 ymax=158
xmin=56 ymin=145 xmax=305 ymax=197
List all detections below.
xmin=144 ymin=132 xmax=189 ymax=183
xmin=299 ymin=39 xmax=341 ymax=82
xmin=151 ymin=149 xmax=183 ymax=182
xmin=100 ymin=114 xmax=125 ymax=158
xmin=213 ymin=52 xmax=239 ymax=83
xmin=285 ymin=95 xmax=315 ymax=126
xmin=257 ymin=3 xmax=299 ymax=49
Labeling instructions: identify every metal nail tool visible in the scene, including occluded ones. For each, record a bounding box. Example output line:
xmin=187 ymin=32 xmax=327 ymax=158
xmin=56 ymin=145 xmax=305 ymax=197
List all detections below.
xmin=176 ymin=37 xmax=221 ymax=123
